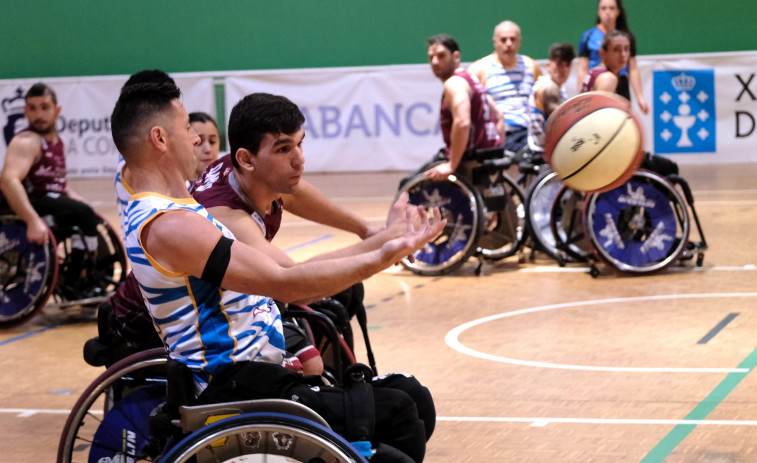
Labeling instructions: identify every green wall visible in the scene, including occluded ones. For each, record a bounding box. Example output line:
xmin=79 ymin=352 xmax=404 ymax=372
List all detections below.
xmin=2 ymin=0 xmax=755 ymax=79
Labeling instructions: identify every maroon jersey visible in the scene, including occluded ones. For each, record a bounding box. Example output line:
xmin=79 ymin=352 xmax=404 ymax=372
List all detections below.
xmin=23 ymin=131 xmax=67 ymax=195
xmin=581 ymin=66 xmax=631 ymax=100
xmin=440 ymin=70 xmax=502 ymax=155
xmin=190 ymin=154 xmax=283 ymax=242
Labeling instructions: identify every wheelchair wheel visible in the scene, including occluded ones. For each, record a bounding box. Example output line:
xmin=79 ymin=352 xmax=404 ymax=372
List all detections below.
xmin=550 ymin=186 xmax=591 ymax=263
xmin=525 ymin=170 xmax=579 ymax=263
xmin=585 ymin=170 xmax=690 ymax=275
xmin=398 ymin=173 xmax=483 ymax=275
xmin=58 ymin=347 xmax=168 ymax=463
xmin=475 ymin=173 xmax=527 ymax=261
xmin=161 ymin=411 xmax=368 ymax=463
xmin=52 ymin=215 xmax=127 ymax=307
xmin=0 ymin=215 xmax=58 ymax=328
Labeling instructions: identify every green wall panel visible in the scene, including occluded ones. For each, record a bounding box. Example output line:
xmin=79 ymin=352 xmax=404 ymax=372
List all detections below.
xmin=2 ymin=0 xmax=755 ymax=79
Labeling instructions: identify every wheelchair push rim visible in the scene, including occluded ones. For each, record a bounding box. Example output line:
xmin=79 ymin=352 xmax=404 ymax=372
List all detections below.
xmin=161 ymin=412 xmax=368 ymax=463
xmin=585 ymin=170 xmax=690 ymax=275
xmin=474 ymin=171 xmax=528 ymax=262
xmin=0 ymin=215 xmax=58 ymax=328
xmin=57 ymin=347 xmax=168 ymax=463
xmin=524 ymin=170 xmax=580 ymax=263
xmin=397 ymin=172 xmax=483 ymax=276
xmin=550 ymin=186 xmax=591 ymax=263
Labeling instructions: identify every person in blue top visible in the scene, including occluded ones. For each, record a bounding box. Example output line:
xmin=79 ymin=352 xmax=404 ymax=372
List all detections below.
xmin=577 ymin=0 xmax=649 ymax=114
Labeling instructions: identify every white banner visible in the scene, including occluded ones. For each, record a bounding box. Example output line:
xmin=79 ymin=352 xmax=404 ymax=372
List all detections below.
xmin=1 ymin=51 xmax=753 ymax=179
xmin=0 ymin=75 xmax=215 ymax=177
xmin=225 ymin=65 xmax=444 ymax=173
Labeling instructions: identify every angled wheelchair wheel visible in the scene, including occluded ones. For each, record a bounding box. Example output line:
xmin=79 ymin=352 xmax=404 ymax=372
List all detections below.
xmin=0 ymin=215 xmax=58 ymax=328
xmin=52 ymin=215 xmax=127 ymax=307
xmin=475 ymin=172 xmax=527 ymax=261
xmin=398 ymin=172 xmax=483 ymax=275
xmin=585 ymin=170 xmax=690 ymax=275
xmin=550 ymin=186 xmax=591 ymax=263
xmin=525 ymin=170 xmax=578 ymax=263
xmin=57 ymin=347 xmax=168 ymax=463
xmin=161 ymin=411 xmax=368 ymax=463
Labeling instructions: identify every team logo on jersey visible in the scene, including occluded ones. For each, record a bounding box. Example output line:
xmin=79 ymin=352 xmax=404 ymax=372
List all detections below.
xmin=653 ymin=70 xmax=716 ymax=154
xmin=2 ymin=86 xmax=27 ymax=147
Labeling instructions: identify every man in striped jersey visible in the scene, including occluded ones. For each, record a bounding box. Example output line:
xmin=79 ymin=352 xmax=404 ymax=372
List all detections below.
xmin=468 ymin=20 xmax=543 ymax=154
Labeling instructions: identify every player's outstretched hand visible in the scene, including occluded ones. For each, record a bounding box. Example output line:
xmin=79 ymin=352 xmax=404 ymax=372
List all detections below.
xmin=380 ymin=203 xmax=445 ymax=265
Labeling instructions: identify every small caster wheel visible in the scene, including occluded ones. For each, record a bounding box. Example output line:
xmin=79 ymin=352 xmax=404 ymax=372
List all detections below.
xmin=589 ymin=265 xmax=600 ymax=278
xmin=696 ymin=253 xmax=704 ymax=267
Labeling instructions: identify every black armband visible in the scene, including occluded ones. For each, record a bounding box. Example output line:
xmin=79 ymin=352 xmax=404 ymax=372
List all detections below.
xmin=201 ymin=236 xmax=233 ymax=286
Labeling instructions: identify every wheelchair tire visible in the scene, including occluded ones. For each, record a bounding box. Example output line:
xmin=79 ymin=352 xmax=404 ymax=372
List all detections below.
xmin=585 ymin=170 xmax=690 ymax=275
xmin=524 ymin=170 xmax=579 ymax=263
xmin=550 ymin=186 xmax=591 ymax=263
xmin=52 ymin=214 xmax=127 ymax=307
xmin=0 ymin=215 xmax=58 ymax=328
xmin=397 ymin=172 xmax=483 ymax=276
xmin=57 ymin=347 xmax=168 ymax=463
xmin=475 ymin=173 xmax=527 ymax=261
xmin=160 ymin=411 xmax=368 ymax=463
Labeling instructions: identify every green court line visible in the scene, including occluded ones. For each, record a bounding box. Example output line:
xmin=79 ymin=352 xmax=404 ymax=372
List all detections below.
xmin=641 ymin=347 xmax=757 ymax=462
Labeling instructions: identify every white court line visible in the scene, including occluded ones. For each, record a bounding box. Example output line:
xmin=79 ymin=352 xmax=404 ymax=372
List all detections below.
xmin=445 ymin=293 xmax=757 ymax=373
xmin=437 ymin=416 xmax=757 ymax=427
xmin=3 ymin=408 xmax=756 ymax=427
xmin=518 ymin=265 xmax=756 ymax=273
xmin=0 ymin=408 xmax=95 ymax=417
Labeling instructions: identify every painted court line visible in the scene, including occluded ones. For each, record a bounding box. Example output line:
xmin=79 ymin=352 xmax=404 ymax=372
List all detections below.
xmin=697 ymin=312 xmax=739 ymax=344
xmin=641 ymin=346 xmax=757 ymax=462
xmin=446 ymin=293 xmax=757 ymax=373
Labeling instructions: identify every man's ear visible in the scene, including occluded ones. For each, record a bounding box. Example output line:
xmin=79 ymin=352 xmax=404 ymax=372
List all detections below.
xmin=149 ymin=126 xmax=167 ymax=151
xmin=235 ymin=148 xmax=255 ymax=172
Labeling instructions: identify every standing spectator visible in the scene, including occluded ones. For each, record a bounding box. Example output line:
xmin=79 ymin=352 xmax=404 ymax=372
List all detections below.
xmin=577 ymin=0 xmax=649 ymax=114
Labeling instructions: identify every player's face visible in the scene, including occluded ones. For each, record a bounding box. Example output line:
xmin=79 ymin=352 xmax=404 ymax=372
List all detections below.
xmin=24 ymin=95 xmax=60 ymax=135
xmin=603 ymin=36 xmax=630 ymax=73
xmin=597 ymin=0 xmax=620 ymax=27
xmin=253 ymin=128 xmax=305 ymax=195
xmin=547 ymin=59 xmax=572 ymax=86
xmin=191 ymin=120 xmax=220 ymax=178
xmin=492 ymin=24 xmax=521 ymax=62
xmin=428 ymin=44 xmax=459 ymax=81
xmin=168 ymin=100 xmax=201 ymax=181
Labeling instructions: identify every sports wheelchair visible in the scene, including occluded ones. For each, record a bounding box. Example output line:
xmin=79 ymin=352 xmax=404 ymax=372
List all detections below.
xmin=524 ymin=167 xmax=707 ymax=276
xmin=60 ymin=306 xmax=371 ymax=463
xmin=0 ymin=210 xmax=126 ymax=328
xmin=397 ymin=147 xmax=528 ymax=276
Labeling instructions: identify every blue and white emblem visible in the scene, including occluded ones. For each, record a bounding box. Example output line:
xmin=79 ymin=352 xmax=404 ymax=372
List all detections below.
xmin=653 ymin=70 xmax=716 ymax=154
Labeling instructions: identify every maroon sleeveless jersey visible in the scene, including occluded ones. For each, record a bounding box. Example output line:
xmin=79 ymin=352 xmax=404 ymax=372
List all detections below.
xmin=23 ymin=131 xmax=67 ymax=195
xmin=440 ymin=70 xmax=502 ymax=154
xmin=190 ymin=154 xmax=283 ymax=242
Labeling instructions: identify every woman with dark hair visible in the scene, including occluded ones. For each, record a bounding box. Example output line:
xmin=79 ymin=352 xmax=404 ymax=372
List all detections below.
xmin=577 ymin=0 xmax=648 ymax=114
xmin=189 ymin=111 xmax=221 ymax=179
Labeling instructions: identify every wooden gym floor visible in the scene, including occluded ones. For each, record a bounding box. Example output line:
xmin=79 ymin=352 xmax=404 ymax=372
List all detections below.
xmin=1 ymin=162 xmax=757 ymax=462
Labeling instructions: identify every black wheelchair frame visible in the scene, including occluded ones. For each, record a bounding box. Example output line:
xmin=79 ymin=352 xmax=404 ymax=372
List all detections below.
xmin=397 ymin=147 xmax=528 ymax=276
xmin=523 ymin=168 xmax=708 ymax=277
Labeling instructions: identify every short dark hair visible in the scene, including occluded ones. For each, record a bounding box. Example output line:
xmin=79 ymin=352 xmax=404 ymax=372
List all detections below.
xmin=111 ymin=81 xmax=182 ymax=158
xmin=121 ymin=69 xmax=175 ymax=90
xmin=189 ymin=111 xmax=217 ymax=128
xmin=601 ymin=30 xmax=631 ymax=51
xmin=227 ymin=93 xmax=305 ymax=169
xmin=426 ymin=34 xmax=459 ymax=54
xmin=25 ymin=83 xmax=57 ymax=104
xmin=548 ymin=43 xmax=576 ymax=64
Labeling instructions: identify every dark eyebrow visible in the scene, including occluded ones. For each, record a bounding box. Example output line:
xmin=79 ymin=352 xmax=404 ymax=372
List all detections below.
xmin=272 ymin=132 xmax=305 ymax=147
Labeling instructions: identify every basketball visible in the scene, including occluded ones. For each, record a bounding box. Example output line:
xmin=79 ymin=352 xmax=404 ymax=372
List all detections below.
xmin=543 ymin=91 xmax=645 ymax=193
